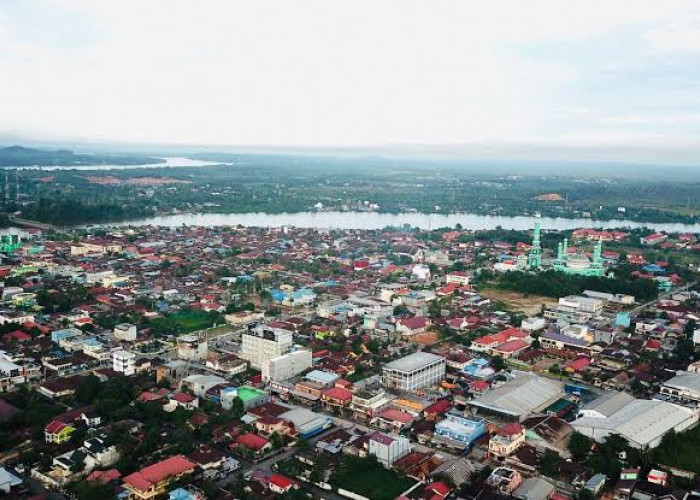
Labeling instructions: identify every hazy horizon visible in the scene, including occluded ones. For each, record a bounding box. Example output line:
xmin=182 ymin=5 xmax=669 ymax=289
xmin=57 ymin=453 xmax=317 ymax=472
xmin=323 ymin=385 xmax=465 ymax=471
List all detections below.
xmin=2 ymin=1 xmax=700 ymax=164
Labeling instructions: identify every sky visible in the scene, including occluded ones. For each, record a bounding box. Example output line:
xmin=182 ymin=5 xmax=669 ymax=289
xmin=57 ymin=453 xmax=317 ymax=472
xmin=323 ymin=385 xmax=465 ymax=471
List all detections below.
xmin=1 ymin=0 xmax=700 ymax=163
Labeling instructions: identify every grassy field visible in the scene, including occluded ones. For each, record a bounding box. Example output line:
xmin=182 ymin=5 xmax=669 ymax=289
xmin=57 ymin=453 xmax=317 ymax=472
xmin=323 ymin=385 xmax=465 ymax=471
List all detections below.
xmin=331 ymin=456 xmax=415 ymax=500
xmin=479 ymin=287 xmax=558 ymax=315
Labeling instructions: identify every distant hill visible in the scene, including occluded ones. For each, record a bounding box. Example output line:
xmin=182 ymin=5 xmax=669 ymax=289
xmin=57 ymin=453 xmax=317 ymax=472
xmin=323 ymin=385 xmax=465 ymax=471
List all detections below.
xmin=0 ymin=145 xmax=165 ymax=167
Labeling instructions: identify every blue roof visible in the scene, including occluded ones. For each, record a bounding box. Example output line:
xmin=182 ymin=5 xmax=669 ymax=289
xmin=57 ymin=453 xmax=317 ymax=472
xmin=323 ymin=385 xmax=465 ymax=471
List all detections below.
xmin=643 ymin=264 xmax=665 ymax=274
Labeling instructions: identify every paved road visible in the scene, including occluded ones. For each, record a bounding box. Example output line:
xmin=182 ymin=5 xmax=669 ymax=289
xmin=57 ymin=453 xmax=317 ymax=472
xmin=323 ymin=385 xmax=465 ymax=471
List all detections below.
xmin=629 ymin=281 xmax=697 ymax=315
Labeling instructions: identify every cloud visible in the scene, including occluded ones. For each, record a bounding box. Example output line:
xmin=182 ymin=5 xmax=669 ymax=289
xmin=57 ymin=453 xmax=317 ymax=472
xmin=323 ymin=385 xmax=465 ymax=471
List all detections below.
xmin=0 ymin=0 xmax=699 ymax=160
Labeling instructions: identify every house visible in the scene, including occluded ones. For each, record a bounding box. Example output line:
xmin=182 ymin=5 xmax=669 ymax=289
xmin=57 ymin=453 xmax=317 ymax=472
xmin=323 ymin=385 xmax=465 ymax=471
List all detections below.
xmin=367 ymin=431 xmax=411 ymax=467
xmin=321 ymin=386 xmax=354 ymax=410
xmin=45 ymin=420 xmax=75 ymax=444
xmin=122 ymin=455 xmax=196 ymax=500
xmin=268 ymin=474 xmax=298 ymax=494
xmin=396 ymin=317 xmax=429 ymax=336
xmin=489 ymin=423 xmax=526 ymax=458
xmin=232 ymin=433 xmax=272 ymax=457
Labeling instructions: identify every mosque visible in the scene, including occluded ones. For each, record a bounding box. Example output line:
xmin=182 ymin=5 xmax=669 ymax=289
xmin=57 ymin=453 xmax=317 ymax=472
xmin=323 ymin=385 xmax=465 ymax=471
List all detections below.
xmin=524 ymin=221 xmax=605 ymax=277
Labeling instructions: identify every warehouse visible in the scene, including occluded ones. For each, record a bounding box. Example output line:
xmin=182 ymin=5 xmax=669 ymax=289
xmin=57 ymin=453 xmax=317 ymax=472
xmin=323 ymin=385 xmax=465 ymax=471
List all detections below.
xmin=467 ymin=372 xmax=565 ymax=421
xmin=572 ymin=397 xmax=698 ymax=449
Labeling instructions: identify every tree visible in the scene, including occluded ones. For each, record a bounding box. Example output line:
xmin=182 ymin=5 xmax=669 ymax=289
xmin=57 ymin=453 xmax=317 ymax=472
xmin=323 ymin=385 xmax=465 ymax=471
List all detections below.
xmin=568 ymin=431 xmax=593 ymax=460
xmin=491 ymin=355 xmax=506 ymax=372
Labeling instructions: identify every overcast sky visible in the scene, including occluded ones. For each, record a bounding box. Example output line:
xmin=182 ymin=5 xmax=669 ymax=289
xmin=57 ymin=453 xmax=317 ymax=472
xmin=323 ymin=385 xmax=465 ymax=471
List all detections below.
xmin=1 ymin=0 xmax=700 ymax=162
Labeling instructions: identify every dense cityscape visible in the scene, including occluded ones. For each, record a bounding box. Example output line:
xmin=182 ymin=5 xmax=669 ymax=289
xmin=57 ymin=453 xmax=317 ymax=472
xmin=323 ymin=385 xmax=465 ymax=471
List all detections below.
xmin=0 ymin=219 xmax=697 ymax=500
xmin=3 ymin=1 xmax=700 ymax=499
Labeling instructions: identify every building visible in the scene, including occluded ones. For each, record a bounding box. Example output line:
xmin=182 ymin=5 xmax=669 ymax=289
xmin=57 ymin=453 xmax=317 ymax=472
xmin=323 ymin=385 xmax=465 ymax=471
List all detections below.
xmin=382 ymin=352 xmax=445 ymax=392
xmin=446 ymin=271 xmax=471 ymax=286
xmin=659 ymin=371 xmax=700 ymax=405
xmin=279 ymin=407 xmax=332 ymax=438
xmin=573 ymin=397 xmax=698 ymax=448
xmin=114 ymin=323 xmax=138 ymax=342
xmin=434 ymin=412 xmax=485 ymax=448
xmin=176 ymin=334 xmax=208 ymax=362
xmin=552 ymin=237 xmax=605 ymax=276
xmin=112 ymin=350 xmax=136 ymax=376
xmin=45 ymin=420 xmax=75 ymax=444
xmin=367 ymin=431 xmax=411 ymax=467
xmin=489 ymin=423 xmax=526 ymax=458
xmin=468 ymin=372 xmax=564 ymax=421
xmin=262 ymin=349 xmax=312 ymax=382
xmin=240 ymin=325 xmax=293 ymax=370
xmin=122 ymin=455 xmax=196 ymax=500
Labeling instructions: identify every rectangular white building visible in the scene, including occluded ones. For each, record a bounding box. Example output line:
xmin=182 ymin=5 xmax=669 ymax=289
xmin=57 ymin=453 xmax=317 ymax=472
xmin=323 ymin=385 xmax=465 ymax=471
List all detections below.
xmin=112 ymin=350 xmax=136 ymax=376
xmin=368 ymin=432 xmax=411 ymax=467
xmin=114 ymin=323 xmax=137 ymax=341
xmin=262 ymin=349 xmax=312 ymax=382
xmin=240 ymin=325 xmax=293 ymax=370
xmin=382 ymin=352 xmax=445 ymax=392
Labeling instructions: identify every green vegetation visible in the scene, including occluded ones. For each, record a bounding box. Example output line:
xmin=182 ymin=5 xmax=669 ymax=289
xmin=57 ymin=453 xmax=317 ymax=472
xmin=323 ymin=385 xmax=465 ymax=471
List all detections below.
xmin=330 ymin=455 xmax=415 ymax=500
xmin=145 ymin=309 xmax=224 ymax=336
xmin=0 ymin=145 xmax=163 ymax=167
xmin=478 ymin=269 xmax=659 ymax=301
xmin=5 ymin=150 xmax=700 ymax=225
xmin=654 ymin=428 xmax=700 ymax=474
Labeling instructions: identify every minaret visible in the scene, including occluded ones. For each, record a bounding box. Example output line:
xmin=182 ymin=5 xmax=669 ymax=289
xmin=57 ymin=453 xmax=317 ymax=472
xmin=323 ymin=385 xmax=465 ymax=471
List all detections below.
xmin=528 ymin=221 xmax=542 ymax=269
xmin=593 ymin=237 xmax=603 ymax=268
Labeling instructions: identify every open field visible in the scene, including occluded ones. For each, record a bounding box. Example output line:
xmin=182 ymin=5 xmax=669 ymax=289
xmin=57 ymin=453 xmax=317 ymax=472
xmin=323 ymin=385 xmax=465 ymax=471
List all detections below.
xmin=479 ymin=287 xmax=558 ymax=315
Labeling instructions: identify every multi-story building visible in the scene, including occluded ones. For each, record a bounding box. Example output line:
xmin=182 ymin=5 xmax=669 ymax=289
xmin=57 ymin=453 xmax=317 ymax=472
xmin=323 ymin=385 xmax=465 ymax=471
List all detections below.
xmin=434 ymin=412 xmax=485 ymax=447
xmin=489 ymin=423 xmax=526 ymax=458
xmin=367 ymin=432 xmax=411 ymax=467
xmin=351 ymin=385 xmax=395 ymax=420
xmin=177 ymin=334 xmax=208 ymax=362
xmin=122 ymin=455 xmax=196 ymax=500
xmin=240 ymin=325 xmax=293 ymax=370
xmin=382 ymin=352 xmax=445 ymax=392
xmin=262 ymin=349 xmax=312 ymax=382
xmin=114 ymin=323 xmax=138 ymax=342
xmin=112 ymin=350 xmax=136 ymax=376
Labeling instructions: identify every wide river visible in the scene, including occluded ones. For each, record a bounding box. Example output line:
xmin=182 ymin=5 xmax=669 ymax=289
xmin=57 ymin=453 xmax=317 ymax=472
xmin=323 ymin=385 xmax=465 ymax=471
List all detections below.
xmin=14 ymin=157 xmax=228 ymax=171
xmin=92 ymin=211 xmax=700 ymax=233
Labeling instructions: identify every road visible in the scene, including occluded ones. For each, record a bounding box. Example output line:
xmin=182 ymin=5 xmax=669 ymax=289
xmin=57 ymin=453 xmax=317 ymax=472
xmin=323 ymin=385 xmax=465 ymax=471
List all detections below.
xmin=629 ymin=281 xmax=697 ymax=315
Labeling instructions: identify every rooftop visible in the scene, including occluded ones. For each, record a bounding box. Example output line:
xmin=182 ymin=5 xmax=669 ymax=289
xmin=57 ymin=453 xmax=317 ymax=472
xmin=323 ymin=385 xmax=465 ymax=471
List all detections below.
xmin=384 ymin=351 xmax=445 ymax=373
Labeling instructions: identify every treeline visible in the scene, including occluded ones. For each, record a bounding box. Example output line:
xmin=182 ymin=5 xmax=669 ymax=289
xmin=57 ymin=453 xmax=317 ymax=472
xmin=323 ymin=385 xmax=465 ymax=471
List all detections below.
xmin=482 ymin=269 xmax=659 ymax=301
xmin=22 ymin=196 xmax=155 ymax=225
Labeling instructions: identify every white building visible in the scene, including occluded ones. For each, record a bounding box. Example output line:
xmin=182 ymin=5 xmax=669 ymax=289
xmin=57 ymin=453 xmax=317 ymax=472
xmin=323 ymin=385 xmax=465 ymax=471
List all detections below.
xmin=367 ymin=432 xmax=411 ymax=467
xmin=262 ymin=349 xmax=312 ymax=382
xmin=382 ymin=352 xmax=445 ymax=392
xmin=240 ymin=325 xmax=293 ymax=370
xmin=411 ymin=264 xmax=431 ymax=280
xmin=112 ymin=350 xmax=136 ymax=376
xmin=573 ymin=396 xmax=698 ymax=449
xmin=114 ymin=323 xmax=137 ymax=342
xmin=659 ymin=371 xmax=700 ymax=405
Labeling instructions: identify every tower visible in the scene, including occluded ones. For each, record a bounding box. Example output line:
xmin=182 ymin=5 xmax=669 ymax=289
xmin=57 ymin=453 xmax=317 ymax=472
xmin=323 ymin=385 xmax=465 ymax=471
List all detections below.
xmin=528 ymin=221 xmax=542 ymax=269
xmin=592 ymin=237 xmax=603 ymax=269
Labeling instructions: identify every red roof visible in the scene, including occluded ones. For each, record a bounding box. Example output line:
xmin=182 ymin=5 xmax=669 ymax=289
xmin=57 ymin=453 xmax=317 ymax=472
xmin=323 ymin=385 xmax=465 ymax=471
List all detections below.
xmin=377 ymin=408 xmax=414 ymax=424
xmin=397 ymin=316 xmax=428 ymax=330
xmin=498 ymin=423 xmax=524 ymax=436
xmin=235 ymin=433 xmax=270 ymax=451
xmin=424 ymin=399 xmax=452 ymax=415
xmin=172 ymin=392 xmax=196 ymax=403
xmin=493 ymin=339 xmax=529 ymax=353
xmin=45 ymin=420 xmax=70 ymax=434
xmin=322 ymin=386 xmax=353 ymax=402
xmin=425 ymin=481 xmax=451 ymax=497
xmin=123 ymin=455 xmax=195 ymax=491
xmin=269 ymin=474 xmax=295 ymax=490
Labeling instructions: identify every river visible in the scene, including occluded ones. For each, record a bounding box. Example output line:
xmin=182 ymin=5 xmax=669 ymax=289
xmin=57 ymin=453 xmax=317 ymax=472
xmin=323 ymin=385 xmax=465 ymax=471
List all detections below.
xmin=14 ymin=157 xmax=229 ymax=171
xmin=87 ymin=211 xmax=700 ymax=233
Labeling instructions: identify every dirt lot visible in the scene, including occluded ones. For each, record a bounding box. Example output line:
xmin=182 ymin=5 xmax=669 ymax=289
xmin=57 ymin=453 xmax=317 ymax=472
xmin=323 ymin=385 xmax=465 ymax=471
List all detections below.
xmin=479 ymin=287 xmax=558 ymax=316
xmin=412 ymin=330 xmax=440 ymax=346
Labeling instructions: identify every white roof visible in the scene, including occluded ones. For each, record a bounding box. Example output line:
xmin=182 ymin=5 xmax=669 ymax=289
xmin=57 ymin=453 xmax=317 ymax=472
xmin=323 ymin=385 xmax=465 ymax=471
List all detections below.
xmin=573 ymin=399 xmax=695 ymax=448
xmin=663 ymin=371 xmax=700 ymax=395
xmin=383 ymin=351 xmax=444 ymax=373
xmin=469 ymin=372 xmax=564 ymax=417
xmin=581 ymin=391 xmax=635 ymax=417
